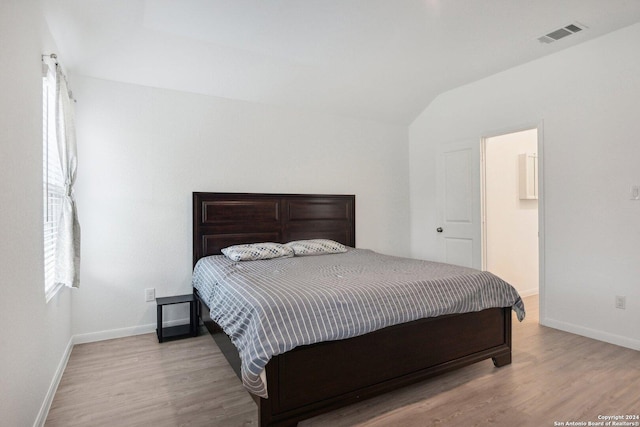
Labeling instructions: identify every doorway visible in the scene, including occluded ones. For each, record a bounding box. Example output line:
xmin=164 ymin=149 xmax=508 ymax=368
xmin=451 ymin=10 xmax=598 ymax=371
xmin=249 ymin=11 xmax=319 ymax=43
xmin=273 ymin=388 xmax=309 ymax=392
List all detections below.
xmin=481 ymin=128 xmax=539 ymax=297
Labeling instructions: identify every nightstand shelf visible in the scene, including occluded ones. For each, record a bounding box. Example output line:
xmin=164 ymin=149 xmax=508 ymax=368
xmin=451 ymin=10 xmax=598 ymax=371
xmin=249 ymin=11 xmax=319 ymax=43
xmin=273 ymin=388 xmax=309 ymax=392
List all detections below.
xmin=156 ymin=294 xmax=198 ymax=343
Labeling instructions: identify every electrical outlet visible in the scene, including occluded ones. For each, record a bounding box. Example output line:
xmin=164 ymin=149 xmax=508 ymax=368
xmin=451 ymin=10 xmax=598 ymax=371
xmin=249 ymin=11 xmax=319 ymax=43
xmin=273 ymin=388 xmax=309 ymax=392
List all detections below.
xmin=631 ymin=185 xmax=640 ymax=200
xmin=615 ymin=295 xmax=626 ymax=310
xmin=145 ymin=288 xmax=155 ymax=302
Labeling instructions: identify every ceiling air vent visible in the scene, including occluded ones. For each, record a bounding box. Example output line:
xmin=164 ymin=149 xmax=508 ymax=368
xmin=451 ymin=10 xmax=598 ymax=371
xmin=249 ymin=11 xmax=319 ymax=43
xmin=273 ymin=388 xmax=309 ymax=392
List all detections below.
xmin=538 ymin=23 xmax=586 ymax=44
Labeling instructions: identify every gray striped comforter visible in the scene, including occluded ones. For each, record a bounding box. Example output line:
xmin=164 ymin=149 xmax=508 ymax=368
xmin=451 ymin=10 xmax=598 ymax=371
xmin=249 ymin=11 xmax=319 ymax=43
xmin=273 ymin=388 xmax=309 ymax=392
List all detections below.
xmin=192 ymin=248 xmax=525 ymax=398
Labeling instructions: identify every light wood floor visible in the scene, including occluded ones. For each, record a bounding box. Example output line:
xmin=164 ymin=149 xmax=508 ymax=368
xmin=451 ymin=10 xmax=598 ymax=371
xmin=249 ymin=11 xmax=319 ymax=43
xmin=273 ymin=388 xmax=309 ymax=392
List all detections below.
xmin=46 ymin=295 xmax=640 ymax=426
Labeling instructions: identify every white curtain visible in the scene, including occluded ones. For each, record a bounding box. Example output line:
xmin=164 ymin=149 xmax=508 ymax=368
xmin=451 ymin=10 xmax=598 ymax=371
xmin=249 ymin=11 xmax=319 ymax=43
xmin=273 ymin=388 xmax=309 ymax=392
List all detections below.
xmin=54 ymin=64 xmax=80 ymax=288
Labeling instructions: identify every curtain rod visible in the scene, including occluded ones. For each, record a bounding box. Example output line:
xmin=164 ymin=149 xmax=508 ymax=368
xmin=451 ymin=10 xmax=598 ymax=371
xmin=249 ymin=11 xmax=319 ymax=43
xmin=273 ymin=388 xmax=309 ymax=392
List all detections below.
xmin=41 ymin=53 xmax=57 ymax=62
xmin=41 ymin=53 xmax=77 ymax=103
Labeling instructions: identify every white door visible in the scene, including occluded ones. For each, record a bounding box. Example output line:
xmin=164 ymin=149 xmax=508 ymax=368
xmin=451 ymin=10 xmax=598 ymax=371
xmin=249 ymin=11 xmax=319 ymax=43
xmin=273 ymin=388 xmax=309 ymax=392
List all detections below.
xmin=436 ymin=140 xmax=482 ymax=269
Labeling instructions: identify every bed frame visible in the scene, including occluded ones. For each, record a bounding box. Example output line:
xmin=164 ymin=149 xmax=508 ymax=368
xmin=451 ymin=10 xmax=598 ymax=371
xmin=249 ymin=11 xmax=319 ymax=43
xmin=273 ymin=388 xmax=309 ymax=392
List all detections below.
xmin=192 ymin=192 xmax=512 ymax=426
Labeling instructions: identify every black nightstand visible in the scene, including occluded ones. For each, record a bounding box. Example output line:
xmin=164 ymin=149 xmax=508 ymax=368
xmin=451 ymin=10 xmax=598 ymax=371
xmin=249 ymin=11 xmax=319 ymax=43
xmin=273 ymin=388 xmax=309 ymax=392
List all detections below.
xmin=156 ymin=294 xmax=198 ymax=343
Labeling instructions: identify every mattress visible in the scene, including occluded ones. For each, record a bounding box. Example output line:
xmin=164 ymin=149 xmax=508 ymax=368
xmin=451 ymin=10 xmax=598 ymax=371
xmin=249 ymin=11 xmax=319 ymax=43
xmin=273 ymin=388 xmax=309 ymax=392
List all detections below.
xmin=192 ymin=248 xmax=525 ymax=398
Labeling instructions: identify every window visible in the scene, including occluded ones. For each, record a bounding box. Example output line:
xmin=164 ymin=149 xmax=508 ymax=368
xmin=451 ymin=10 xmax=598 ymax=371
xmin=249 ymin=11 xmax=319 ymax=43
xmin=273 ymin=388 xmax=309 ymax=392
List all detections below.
xmin=43 ymin=67 xmax=64 ymax=300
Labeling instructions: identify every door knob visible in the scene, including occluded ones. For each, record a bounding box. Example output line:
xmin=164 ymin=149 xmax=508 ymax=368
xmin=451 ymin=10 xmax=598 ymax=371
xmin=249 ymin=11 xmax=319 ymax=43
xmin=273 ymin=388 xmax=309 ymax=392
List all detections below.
xmin=436 ymin=227 xmax=443 ymax=233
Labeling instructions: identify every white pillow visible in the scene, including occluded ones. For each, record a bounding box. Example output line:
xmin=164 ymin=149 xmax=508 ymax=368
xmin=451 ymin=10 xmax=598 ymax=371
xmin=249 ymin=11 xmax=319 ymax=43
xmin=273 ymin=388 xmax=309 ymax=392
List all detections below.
xmin=221 ymin=242 xmax=293 ymax=261
xmin=286 ymin=239 xmax=348 ymax=256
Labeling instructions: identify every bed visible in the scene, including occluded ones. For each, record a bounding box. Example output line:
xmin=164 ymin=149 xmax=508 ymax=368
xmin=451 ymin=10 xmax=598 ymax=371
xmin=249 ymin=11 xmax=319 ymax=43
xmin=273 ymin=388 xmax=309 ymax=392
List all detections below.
xmin=192 ymin=192 xmax=524 ymax=426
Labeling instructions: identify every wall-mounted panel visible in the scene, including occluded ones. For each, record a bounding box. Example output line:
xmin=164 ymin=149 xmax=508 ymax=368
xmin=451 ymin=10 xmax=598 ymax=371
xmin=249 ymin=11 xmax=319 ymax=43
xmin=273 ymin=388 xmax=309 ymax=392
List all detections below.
xmin=518 ymin=153 xmax=538 ymax=200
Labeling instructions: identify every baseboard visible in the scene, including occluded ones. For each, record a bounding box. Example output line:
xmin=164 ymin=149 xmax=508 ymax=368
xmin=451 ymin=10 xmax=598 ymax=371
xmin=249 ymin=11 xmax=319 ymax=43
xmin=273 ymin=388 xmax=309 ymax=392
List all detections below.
xmin=518 ymin=288 xmax=539 ymax=298
xmin=541 ymin=317 xmax=640 ymax=351
xmin=33 ymin=336 xmax=74 ymax=427
xmin=73 ymin=318 xmax=191 ymax=345
xmin=73 ymin=324 xmax=155 ymax=345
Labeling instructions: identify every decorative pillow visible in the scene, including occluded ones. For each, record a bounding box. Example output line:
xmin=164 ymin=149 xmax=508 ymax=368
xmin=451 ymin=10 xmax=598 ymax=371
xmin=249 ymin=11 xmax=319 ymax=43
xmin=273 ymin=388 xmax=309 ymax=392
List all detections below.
xmin=221 ymin=242 xmax=293 ymax=261
xmin=286 ymin=239 xmax=348 ymax=256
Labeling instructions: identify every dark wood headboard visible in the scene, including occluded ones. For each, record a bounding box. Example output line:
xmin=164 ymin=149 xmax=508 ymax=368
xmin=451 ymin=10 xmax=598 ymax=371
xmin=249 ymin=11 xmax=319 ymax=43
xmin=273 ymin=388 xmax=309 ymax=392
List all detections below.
xmin=192 ymin=192 xmax=355 ymax=266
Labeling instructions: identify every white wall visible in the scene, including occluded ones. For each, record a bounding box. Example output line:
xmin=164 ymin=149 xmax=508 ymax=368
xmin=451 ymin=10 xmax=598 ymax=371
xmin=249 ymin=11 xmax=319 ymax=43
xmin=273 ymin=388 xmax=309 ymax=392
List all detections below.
xmin=0 ymin=1 xmax=73 ymax=426
xmin=409 ymin=23 xmax=640 ymax=350
xmin=71 ymin=76 xmax=410 ymax=338
xmin=485 ymin=129 xmax=538 ymax=296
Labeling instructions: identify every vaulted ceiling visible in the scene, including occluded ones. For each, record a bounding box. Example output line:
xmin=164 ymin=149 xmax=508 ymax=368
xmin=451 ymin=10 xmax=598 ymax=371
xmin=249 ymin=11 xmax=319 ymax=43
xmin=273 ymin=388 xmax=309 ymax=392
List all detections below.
xmin=44 ymin=0 xmax=640 ymax=124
